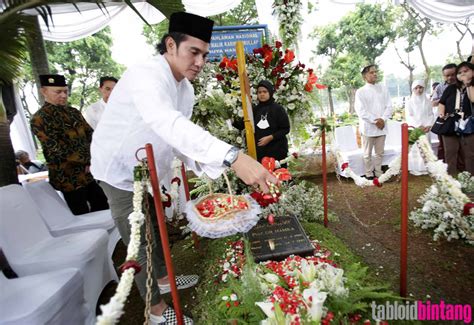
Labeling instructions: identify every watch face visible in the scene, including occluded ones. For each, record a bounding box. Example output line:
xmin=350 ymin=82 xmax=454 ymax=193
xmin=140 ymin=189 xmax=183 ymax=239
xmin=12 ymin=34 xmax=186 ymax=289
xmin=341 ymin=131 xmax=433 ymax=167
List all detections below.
xmin=224 ymin=147 xmax=239 ymax=167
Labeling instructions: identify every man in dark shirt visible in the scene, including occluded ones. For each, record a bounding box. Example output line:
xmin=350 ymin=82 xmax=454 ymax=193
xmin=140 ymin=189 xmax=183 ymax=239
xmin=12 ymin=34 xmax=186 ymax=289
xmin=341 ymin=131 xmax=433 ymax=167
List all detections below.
xmin=431 ymin=63 xmax=463 ymax=166
xmin=30 ymin=74 xmax=108 ymax=215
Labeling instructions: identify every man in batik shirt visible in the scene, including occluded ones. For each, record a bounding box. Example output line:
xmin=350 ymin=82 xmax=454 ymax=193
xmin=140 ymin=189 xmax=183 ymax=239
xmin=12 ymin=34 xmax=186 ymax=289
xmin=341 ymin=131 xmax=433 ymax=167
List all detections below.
xmin=31 ymin=74 xmax=108 ymax=215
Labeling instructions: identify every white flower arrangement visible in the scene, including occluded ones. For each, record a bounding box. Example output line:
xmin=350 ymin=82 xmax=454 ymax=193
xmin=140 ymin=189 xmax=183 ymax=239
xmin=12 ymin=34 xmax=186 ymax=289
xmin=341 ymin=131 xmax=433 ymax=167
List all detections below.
xmin=256 ymin=257 xmax=348 ymax=324
xmin=96 ymin=167 xmax=147 ymax=324
xmin=457 ymin=171 xmax=474 ymax=193
xmin=193 ymin=41 xmax=322 ymax=148
xmin=410 ymin=135 xmax=474 ymax=244
xmin=260 ymin=180 xmax=334 ymax=223
xmin=273 ymin=0 xmax=303 ymax=48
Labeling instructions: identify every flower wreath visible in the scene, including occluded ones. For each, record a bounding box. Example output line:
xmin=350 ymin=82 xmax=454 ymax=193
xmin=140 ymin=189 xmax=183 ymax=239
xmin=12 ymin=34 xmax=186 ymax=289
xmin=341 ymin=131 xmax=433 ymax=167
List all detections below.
xmin=96 ymin=163 xmax=149 ymax=324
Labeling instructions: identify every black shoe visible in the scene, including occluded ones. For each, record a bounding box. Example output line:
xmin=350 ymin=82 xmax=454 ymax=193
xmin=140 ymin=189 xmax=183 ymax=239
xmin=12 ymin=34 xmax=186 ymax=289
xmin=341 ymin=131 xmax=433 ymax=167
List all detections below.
xmin=363 ymin=175 xmax=374 ymax=180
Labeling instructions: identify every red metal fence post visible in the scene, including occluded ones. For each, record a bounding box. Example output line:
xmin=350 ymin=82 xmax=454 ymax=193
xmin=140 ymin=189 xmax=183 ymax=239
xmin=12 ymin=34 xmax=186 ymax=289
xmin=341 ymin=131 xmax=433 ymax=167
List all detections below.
xmin=321 ymin=118 xmax=328 ymax=228
xmin=145 ymin=144 xmax=184 ymax=325
xmin=400 ymin=123 xmax=409 ymax=298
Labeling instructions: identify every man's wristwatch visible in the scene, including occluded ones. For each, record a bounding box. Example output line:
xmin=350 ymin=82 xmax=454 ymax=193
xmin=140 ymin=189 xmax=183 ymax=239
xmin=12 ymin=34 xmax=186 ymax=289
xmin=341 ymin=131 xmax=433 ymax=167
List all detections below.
xmin=223 ymin=146 xmax=240 ymax=167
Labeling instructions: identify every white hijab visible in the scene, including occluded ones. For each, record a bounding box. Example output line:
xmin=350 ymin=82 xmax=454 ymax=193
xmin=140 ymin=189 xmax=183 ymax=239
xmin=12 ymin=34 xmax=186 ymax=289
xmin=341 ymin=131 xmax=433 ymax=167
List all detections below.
xmin=405 ymin=80 xmax=435 ymax=127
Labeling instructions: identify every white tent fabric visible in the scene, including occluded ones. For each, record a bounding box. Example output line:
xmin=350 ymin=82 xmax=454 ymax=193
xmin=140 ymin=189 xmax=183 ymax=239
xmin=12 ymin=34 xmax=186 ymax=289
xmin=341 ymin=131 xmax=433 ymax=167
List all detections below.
xmin=39 ymin=5 xmax=129 ymax=42
xmin=406 ymin=0 xmax=474 ymax=23
xmin=255 ymin=0 xmax=279 ymax=39
xmin=326 ymin=0 xmax=474 ymax=23
xmin=36 ymin=1 xmax=242 ymax=42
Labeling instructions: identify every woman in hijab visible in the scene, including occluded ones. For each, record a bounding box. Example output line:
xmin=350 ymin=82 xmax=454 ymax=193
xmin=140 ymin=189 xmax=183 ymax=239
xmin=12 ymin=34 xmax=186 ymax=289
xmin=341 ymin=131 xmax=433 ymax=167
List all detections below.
xmin=253 ymin=80 xmax=290 ymax=164
xmin=404 ymin=80 xmax=436 ymax=175
xmin=405 ymin=80 xmax=435 ymax=132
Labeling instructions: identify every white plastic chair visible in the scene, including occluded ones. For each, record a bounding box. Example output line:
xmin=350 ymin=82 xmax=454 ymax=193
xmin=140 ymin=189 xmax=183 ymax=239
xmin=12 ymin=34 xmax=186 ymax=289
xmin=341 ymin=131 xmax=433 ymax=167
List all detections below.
xmin=0 ymin=184 xmax=117 ymax=321
xmin=0 ymin=269 xmax=89 ymax=325
xmin=334 ymin=125 xmax=365 ymax=176
xmin=383 ymin=120 xmax=402 ymax=166
xmin=24 ymin=180 xmax=120 ymax=258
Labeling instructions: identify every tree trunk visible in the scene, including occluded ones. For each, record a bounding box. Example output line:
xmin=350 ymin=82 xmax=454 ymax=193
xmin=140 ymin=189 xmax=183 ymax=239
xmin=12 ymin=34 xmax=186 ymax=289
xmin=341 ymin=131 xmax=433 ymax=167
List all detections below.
xmin=25 ymin=15 xmax=50 ymax=104
xmin=394 ymin=48 xmax=415 ymax=95
xmin=0 ymin=92 xmax=19 ymax=187
xmin=348 ymin=88 xmax=356 ymax=114
xmin=327 ymin=87 xmax=334 ymax=116
xmin=0 ymin=123 xmax=18 ymax=186
xmin=418 ymin=30 xmax=431 ymax=88
xmin=408 ymin=67 xmax=414 ymax=96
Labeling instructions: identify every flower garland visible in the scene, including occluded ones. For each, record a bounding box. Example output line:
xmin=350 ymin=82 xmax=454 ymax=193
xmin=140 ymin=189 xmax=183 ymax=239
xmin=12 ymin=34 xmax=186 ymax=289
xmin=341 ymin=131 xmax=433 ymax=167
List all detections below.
xmin=96 ymin=164 xmax=148 ymax=324
xmin=169 ymin=160 xmax=182 ymax=203
xmin=333 ymin=145 xmax=402 ymax=187
xmin=416 ymin=135 xmax=468 ymax=201
xmin=167 ymin=159 xmax=185 ymax=222
xmin=273 ymin=0 xmax=304 ymax=49
xmin=410 ymin=135 xmax=474 ymax=244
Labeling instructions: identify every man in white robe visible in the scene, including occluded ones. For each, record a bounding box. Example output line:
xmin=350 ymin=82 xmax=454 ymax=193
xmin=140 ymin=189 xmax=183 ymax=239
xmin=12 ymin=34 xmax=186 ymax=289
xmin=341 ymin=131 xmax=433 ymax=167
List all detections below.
xmin=83 ymin=76 xmax=117 ymax=130
xmin=91 ymin=12 xmax=277 ymax=325
xmin=355 ymin=65 xmax=392 ymax=179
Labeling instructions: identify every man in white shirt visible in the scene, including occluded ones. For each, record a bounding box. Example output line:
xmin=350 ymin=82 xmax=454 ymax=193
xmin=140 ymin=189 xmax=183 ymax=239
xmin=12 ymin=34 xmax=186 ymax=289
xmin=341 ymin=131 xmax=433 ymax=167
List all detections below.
xmin=91 ymin=12 xmax=277 ymax=325
xmin=83 ymin=76 xmax=117 ymax=130
xmin=355 ymin=65 xmax=392 ymax=179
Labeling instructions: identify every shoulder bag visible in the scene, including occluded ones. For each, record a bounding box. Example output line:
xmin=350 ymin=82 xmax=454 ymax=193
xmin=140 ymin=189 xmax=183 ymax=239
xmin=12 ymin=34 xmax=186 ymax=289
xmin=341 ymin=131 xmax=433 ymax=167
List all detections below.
xmin=431 ymin=89 xmax=460 ymax=136
xmin=457 ymin=87 xmax=474 ymax=136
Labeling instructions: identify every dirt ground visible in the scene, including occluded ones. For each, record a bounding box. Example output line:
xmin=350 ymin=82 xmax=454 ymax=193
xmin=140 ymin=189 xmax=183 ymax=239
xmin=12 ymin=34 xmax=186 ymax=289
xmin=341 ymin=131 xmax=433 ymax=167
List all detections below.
xmin=99 ymin=173 xmax=473 ymax=323
xmin=308 ymin=173 xmax=474 ymax=307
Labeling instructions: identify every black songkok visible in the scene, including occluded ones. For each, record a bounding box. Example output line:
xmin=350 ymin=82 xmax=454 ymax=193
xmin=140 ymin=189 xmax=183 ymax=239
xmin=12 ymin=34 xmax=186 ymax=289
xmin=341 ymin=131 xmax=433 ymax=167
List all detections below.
xmin=169 ymin=12 xmax=214 ymax=43
xmin=39 ymin=74 xmax=67 ymax=87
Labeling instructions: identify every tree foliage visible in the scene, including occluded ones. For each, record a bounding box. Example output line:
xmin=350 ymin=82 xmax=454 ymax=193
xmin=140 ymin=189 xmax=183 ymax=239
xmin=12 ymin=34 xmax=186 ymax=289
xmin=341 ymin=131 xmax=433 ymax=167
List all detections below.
xmin=313 ymin=3 xmax=395 ymax=112
xmin=44 ymin=27 xmax=124 ymax=111
xmin=453 ymin=18 xmax=473 ymax=61
xmin=142 ymin=0 xmax=258 ymax=48
xmin=337 ymin=3 xmax=395 ymax=63
xmin=0 ymin=0 xmax=182 ymax=186
xmin=392 ymin=2 xmax=442 ymax=90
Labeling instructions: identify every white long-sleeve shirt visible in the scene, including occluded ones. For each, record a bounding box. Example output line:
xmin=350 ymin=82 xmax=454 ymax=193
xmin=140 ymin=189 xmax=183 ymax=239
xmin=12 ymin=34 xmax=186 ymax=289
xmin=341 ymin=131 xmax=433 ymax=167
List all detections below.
xmin=354 ymin=83 xmax=392 ymax=137
xmin=83 ymin=99 xmax=105 ymax=130
xmin=91 ymin=55 xmax=231 ymax=191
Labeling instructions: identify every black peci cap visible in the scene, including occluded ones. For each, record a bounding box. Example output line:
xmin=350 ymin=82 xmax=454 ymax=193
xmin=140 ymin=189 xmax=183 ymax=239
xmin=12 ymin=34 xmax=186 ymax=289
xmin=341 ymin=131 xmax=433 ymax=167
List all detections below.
xmin=39 ymin=74 xmax=66 ymax=87
xmin=169 ymin=12 xmax=214 ymax=43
